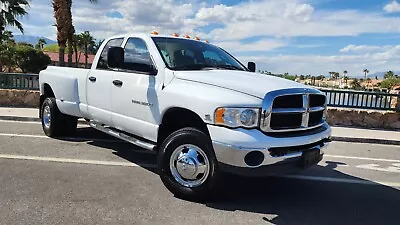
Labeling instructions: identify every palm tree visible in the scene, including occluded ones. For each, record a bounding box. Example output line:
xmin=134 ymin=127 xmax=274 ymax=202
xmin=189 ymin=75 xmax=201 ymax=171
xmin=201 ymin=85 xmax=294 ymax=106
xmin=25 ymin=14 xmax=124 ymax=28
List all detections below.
xmin=36 ymin=38 xmax=47 ymax=50
xmin=0 ymin=0 xmax=29 ymax=70
xmin=1 ymin=30 xmax=14 ymax=45
xmin=363 ymin=69 xmax=369 ymax=80
xmin=77 ymin=31 xmax=95 ymax=68
xmin=53 ymin=0 xmax=97 ymax=67
xmin=0 ymin=0 xmax=29 ymax=42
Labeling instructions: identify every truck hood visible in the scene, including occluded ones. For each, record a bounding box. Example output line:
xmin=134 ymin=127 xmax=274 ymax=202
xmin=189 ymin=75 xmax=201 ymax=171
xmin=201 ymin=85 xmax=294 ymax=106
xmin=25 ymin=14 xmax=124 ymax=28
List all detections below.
xmin=174 ymin=70 xmax=308 ymax=99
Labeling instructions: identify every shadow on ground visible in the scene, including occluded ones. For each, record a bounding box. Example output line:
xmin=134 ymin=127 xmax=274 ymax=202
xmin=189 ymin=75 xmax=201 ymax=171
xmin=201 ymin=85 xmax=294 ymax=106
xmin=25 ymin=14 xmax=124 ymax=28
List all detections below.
xmin=76 ymin=127 xmax=400 ymax=225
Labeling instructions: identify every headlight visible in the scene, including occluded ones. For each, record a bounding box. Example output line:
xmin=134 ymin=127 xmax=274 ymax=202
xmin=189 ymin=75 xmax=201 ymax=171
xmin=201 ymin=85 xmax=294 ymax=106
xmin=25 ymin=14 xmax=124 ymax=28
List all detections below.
xmin=214 ymin=108 xmax=260 ymax=128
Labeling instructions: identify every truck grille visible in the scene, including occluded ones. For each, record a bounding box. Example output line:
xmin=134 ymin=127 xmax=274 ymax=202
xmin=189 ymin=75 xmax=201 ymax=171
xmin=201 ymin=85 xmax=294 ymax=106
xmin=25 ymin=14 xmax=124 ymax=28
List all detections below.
xmin=260 ymin=88 xmax=326 ymax=133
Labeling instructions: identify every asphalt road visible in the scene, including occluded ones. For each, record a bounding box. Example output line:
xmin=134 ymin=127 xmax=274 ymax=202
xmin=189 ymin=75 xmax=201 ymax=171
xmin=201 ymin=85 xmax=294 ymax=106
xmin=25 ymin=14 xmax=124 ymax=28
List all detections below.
xmin=0 ymin=120 xmax=399 ymax=225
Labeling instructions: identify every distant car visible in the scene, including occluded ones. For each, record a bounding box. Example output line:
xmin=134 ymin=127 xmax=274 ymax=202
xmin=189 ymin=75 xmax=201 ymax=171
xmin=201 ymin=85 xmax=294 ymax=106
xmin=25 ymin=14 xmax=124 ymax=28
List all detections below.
xmin=39 ymin=32 xmax=331 ymax=201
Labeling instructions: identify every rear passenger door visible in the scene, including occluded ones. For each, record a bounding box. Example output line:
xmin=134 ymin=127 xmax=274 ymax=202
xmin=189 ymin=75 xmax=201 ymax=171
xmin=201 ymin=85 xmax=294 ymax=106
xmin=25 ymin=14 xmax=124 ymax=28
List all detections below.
xmin=86 ymin=38 xmax=124 ymax=125
xmin=110 ymin=37 xmax=162 ymax=142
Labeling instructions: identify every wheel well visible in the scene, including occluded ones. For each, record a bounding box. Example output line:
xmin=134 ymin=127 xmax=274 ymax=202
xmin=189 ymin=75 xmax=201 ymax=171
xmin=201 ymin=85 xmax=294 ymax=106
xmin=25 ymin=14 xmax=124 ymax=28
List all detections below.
xmin=39 ymin=83 xmax=55 ymax=118
xmin=157 ymin=108 xmax=210 ymax=147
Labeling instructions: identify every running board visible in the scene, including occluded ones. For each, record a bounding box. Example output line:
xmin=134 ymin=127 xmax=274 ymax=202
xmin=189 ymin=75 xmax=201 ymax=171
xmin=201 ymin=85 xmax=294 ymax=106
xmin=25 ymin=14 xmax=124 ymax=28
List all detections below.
xmin=89 ymin=121 xmax=156 ymax=151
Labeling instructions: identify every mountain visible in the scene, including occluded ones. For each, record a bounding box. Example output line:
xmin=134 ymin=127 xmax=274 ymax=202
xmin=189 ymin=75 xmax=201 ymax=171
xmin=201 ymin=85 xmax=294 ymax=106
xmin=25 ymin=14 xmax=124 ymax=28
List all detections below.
xmin=14 ymin=35 xmax=56 ymax=46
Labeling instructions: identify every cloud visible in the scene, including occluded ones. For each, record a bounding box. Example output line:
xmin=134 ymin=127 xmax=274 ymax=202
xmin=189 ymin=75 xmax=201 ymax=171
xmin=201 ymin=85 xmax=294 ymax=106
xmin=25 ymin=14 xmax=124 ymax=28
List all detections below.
xmin=339 ymin=45 xmax=393 ymax=53
xmin=8 ymin=0 xmax=400 ymax=77
xmin=384 ymin=0 xmax=400 ymax=13
xmin=216 ymin=38 xmax=288 ymax=52
xmin=239 ymin=45 xmax=400 ymax=76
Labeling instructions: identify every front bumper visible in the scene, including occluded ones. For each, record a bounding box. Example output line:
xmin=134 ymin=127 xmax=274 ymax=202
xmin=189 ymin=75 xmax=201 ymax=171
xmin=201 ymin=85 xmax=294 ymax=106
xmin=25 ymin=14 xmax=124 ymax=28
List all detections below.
xmin=208 ymin=123 xmax=331 ymax=175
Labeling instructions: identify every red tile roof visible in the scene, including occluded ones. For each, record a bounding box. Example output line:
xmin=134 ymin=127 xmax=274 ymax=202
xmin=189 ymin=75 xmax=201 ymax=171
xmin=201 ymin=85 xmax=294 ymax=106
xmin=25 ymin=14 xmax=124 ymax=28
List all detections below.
xmin=44 ymin=51 xmax=95 ymax=64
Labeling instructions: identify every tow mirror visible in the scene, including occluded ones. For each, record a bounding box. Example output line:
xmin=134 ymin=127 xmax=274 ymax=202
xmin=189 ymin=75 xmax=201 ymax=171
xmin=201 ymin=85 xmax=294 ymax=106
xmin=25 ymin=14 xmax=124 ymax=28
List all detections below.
xmin=248 ymin=62 xmax=256 ymax=72
xmin=107 ymin=47 xmax=124 ymax=68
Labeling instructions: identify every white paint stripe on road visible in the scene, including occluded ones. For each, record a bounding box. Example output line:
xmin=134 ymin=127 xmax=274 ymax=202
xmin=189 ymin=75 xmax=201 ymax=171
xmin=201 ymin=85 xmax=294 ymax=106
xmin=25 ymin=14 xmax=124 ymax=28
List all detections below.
xmin=0 ymin=120 xmax=88 ymax=127
xmin=0 ymin=120 xmax=41 ymax=125
xmin=0 ymin=154 xmax=157 ymax=168
xmin=0 ymin=133 xmax=48 ymax=138
xmin=325 ymin=154 xmax=400 ymax=163
xmin=1 ymin=153 xmax=400 ymax=187
xmin=0 ymin=133 xmax=123 ymax=143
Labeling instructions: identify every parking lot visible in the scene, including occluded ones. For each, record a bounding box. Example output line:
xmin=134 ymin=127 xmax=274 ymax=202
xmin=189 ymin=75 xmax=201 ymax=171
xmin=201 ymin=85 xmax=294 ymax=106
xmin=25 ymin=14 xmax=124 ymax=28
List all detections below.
xmin=0 ymin=120 xmax=399 ymax=225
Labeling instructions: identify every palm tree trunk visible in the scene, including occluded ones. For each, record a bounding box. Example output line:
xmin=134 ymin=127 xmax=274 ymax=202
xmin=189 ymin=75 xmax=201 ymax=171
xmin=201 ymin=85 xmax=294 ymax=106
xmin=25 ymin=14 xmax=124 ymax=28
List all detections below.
xmin=85 ymin=45 xmax=88 ymax=68
xmin=59 ymin=43 xmax=66 ymax=67
xmin=0 ymin=26 xmax=4 ymax=71
xmin=67 ymin=37 xmax=73 ymax=67
xmin=74 ymin=38 xmax=78 ymax=67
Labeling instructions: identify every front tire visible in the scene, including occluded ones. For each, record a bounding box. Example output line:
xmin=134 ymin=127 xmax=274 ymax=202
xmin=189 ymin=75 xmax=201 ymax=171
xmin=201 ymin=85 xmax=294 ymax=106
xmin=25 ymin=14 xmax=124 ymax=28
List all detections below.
xmin=41 ymin=97 xmax=77 ymax=137
xmin=157 ymin=128 xmax=221 ymax=201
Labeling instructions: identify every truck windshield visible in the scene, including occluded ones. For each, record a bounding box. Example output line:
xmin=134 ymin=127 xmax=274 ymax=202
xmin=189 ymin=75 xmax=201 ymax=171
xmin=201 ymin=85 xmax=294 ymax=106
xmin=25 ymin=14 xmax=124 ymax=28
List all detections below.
xmin=152 ymin=37 xmax=247 ymax=71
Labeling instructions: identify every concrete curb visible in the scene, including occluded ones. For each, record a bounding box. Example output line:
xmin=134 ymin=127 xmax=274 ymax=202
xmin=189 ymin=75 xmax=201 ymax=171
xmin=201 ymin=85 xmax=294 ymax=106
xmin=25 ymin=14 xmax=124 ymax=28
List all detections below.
xmin=0 ymin=116 xmax=88 ymax=125
xmin=0 ymin=116 xmax=399 ymax=146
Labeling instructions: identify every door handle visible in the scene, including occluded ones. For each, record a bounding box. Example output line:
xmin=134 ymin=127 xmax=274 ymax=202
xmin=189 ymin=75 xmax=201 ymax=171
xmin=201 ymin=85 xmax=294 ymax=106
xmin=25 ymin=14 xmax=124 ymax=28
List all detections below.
xmin=113 ymin=80 xmax=123 ymax=86
xmin=88 ymin=76 xmax=96 ymax=82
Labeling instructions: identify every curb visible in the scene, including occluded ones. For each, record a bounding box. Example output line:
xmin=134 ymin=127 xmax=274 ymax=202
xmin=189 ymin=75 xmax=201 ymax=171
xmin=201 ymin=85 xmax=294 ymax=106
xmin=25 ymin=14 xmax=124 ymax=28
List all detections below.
xmin=0 ymin=116 xmax=88 ymax=125
xmin=0 ymin=116 xmax=399 ymax=146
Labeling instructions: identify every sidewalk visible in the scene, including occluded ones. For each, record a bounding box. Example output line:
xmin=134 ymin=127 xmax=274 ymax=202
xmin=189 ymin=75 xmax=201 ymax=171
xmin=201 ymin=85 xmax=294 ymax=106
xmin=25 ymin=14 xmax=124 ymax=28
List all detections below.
xmin=1 ymin=107 xmax=399 ymax=145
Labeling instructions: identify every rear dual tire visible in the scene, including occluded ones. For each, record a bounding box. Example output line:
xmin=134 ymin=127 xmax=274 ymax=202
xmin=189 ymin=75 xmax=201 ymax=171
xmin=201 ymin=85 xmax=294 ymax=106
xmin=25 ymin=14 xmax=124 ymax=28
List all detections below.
xmin=41 ymin=97 xmax=77 ymax=137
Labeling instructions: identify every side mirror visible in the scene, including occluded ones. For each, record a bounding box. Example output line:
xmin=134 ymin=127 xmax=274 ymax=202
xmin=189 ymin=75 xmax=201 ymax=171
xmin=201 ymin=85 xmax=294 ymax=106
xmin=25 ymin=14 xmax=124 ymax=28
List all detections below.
xmin=248 ymin=62 xmax=256 ymax=72
xmin=107 ymin=47 xmax=124 ymax=68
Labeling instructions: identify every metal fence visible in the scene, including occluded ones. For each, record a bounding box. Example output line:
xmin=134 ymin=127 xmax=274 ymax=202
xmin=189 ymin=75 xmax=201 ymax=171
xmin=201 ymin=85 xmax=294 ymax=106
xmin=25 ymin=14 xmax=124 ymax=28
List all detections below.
xmin=0 ymin=73 xmax=39 ymax=90
xmin=320 ymin=89 xmax=400 ymax=111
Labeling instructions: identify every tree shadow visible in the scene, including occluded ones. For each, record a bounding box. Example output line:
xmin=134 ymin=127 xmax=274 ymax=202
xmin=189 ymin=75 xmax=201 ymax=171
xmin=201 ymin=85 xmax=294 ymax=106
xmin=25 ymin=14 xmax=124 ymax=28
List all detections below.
xmin=67 ymin=127 xmax=400 ymax=225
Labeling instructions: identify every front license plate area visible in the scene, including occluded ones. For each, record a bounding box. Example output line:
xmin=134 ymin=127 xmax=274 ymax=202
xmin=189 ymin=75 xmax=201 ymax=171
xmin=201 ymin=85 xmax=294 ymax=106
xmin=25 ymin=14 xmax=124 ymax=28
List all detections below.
xmin=300 ymin=148 xmax=321 ymax=168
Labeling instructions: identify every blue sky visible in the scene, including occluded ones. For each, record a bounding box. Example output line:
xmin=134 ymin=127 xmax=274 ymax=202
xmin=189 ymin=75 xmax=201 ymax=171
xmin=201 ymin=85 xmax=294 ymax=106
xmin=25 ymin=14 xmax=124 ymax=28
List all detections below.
xmin=10 ymin=0 xmax=400 ymax=77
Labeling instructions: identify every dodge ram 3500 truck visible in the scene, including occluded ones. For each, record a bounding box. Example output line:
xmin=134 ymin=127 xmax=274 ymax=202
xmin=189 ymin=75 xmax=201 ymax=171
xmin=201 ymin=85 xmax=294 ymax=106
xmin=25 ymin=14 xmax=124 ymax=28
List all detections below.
xmin=39 ymin=32 xmax=331 ymax=200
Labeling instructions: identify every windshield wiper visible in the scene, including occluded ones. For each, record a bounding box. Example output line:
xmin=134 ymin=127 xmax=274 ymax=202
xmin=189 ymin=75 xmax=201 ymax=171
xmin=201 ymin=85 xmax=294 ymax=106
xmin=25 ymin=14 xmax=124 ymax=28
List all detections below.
xmin=212 ymin=64 xmax=244 ymax=71
xmin=171 ymin=64 xmax=244 ymax=71
xmin=171 ymin=64 xmax=213 ymax=71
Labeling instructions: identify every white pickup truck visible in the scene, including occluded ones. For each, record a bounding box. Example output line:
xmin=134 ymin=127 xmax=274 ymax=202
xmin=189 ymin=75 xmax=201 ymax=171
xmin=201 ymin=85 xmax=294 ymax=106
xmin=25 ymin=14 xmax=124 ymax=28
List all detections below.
xmin=39 ymin=32 xmax=331 ymax=200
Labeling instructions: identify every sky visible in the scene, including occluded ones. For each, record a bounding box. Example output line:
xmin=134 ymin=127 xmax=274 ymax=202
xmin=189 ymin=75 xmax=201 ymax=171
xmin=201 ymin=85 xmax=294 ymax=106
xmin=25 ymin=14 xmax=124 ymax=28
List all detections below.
xmin=8 ymin=0 xmax=400 ymax=77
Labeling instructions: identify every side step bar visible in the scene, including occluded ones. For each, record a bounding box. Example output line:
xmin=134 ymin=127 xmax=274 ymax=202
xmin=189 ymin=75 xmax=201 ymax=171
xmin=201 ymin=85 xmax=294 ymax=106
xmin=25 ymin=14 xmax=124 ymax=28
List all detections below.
xmin=89 ymin=121 xmax=156 ymax=151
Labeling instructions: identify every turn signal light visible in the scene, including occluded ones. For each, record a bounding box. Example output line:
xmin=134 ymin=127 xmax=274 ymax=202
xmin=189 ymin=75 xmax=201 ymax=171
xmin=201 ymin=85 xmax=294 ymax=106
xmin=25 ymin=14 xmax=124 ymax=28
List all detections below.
xmin=215 ymin=108 xmax=225 ymax=124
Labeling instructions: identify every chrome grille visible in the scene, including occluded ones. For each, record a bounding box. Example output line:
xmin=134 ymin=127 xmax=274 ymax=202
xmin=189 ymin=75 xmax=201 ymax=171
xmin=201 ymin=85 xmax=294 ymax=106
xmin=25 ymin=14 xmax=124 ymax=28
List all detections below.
xmin=260 ymin=88 xmax=327 ymax=133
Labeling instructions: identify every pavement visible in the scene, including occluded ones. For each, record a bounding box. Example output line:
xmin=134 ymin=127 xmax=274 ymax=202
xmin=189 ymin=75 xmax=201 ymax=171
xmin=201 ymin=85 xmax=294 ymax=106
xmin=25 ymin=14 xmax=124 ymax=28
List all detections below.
xmin=0 ymin=120 xmax=399 ymax=225
xmin=1 ymin=107 xmax=399 ymax=145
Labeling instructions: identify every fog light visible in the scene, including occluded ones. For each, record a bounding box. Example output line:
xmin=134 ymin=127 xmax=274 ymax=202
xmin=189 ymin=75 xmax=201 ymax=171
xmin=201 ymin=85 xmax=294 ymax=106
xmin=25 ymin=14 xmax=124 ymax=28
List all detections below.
xmin=244 ymin=151 xmax=264 ymax=167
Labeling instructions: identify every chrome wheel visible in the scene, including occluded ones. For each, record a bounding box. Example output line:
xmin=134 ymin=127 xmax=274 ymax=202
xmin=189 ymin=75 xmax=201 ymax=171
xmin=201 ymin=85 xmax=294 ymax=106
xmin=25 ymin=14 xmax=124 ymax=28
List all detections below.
xmin=169 ymin=144 xmax=210 ymax=188
xmin=43 ymin=105 xmax=51 ymax=128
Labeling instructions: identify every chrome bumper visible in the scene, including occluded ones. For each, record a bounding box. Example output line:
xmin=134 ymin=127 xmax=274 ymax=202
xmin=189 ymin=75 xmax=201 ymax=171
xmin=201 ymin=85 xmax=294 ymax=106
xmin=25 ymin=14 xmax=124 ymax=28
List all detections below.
xmin=213 ymin=139 xmax=329 ymax=168
xmin=208 ymin=123 xmax=331 ymax=170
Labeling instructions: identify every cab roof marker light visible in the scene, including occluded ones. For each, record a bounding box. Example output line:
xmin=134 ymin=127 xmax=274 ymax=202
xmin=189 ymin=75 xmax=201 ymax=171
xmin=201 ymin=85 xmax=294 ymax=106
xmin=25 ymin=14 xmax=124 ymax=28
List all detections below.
xmin=171 ymin=33 xmax=179 ymax=37
xmin=194 ymin=37 xmax=200 ymax=41
xmin=183 ymin=34 xmax=190 ymax=39
xmin=151 ymin=31 xmax=159 ymax=35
